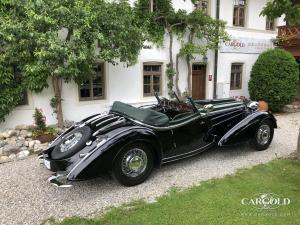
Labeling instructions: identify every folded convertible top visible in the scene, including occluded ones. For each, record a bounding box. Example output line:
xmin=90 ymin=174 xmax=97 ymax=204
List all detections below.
xmin=110 ymin=101 xmax=169 ymax=127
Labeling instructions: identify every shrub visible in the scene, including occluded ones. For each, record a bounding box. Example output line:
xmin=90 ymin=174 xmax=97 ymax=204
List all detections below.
xmin=31 ymin=108 xmax=55 ymax=137
xmin=249 ymin=48 xmax=299 ymax=111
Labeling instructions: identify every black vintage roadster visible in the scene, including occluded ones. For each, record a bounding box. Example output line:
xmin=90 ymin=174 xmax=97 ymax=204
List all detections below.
xmin=40 ymin=94 xmax=276 ymax=186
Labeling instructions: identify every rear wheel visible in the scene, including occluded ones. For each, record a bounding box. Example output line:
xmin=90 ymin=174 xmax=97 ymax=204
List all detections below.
xmin=250 ymin=120 xmax=274 ymax=151
xmin=51 ymin=126 xmax=92 ymax=159
xmin=113 ymin=143 xmax=154 ymax=186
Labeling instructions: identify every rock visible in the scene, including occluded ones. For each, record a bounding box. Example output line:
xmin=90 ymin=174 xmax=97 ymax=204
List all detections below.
xmin=15 ymin=124 xmax=29 ymax=130
xmin=26 ymin=132 xmax=32 ymax=138
xmin=19 ymin=130 xmax=28 ymax=137
xmin=0 ymin=141 xmax=5 ymax=148
xmin=8 ymin=130 xmax=18 ymax=137
xmin=0 ymin=133 xmax=4 ymax=140
xmin=35 ymin=140 xmax=41 ymax=145
xmin=24 ymin=141 xmax=29 ymax=147
xmin=16 ymin=141 xmax=24 ymax=147
xmin=0 ymin=147 xmax=3 ymax=155
xmin=0 ymin=156 xmax=9 ymax=162
xmin=2 ymin=145 xmax=20 ymax=156
xmin=6 ymin=137 xmax=17 ymax=145
xmin=56 ymin=128 xmax=64 ymax=135
xmin=17 ymin=150 xmax=30 ymax=160
xmin=3 ymin=132 xmax=9 ymax=139
xmin=28 ymin=140 xmax=35 ymax=149
xmin=20 ymin=146 xmax=28 ymax=151
xmin=9 ymin=153 xmax=16 ymax=160
xmin=64 ymin=120 xmax=75 ymax=128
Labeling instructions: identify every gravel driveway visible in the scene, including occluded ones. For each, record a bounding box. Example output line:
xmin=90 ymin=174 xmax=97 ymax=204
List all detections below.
xmin=0 ymin=112 xmax=299 ymax=225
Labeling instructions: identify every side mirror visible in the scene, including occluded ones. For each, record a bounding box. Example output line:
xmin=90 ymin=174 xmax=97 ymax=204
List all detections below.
xmin=204 ymin=104 xmax=214 ymax=112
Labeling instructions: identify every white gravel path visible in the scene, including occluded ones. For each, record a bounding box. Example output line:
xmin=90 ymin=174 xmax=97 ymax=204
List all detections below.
xmin=0 ymin=112 xmax=299 ymax=225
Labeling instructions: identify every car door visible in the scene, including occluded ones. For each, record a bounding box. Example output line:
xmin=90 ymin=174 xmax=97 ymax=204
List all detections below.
xmin=162 ymin=114 xmax=213 ymax=163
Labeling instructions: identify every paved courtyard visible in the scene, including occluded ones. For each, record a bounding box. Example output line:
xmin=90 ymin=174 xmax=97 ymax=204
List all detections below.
xmin=0 ymin=112 xmax=299 ymax=225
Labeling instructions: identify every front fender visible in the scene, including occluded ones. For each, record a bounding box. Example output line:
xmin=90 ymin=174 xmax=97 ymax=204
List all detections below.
xmin=218 ymin=111 xmax=277 ymax=146
xmin=66 ymin=126 xmax=162 ymax=180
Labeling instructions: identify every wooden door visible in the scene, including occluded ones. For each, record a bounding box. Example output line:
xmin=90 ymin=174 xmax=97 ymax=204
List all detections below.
xmin=192 ymin=64 xmax=206 ymax=100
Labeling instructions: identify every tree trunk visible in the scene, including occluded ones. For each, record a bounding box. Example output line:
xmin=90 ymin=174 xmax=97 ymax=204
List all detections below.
xmin=168 ymin=29 xmax=174 ymax=68
xmin=52 ymin=76 xmax=64 ymax=128
xmin=175 ymin=53 xmax=181 ymax=97
xmin=297 ymin=130 xmax=300 ymax=160
xmin=186 ymin=55 xmax=192 ymax=94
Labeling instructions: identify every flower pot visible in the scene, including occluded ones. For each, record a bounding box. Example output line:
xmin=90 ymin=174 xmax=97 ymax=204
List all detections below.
xmin=33 ymin=134 xmax=56 ymax=143
xmin=258 ymin=100 xmax=268 ymax=112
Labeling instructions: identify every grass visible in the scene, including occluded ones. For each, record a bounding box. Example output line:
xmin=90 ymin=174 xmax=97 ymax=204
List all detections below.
xmin=51 ymin=159 xmax=300 ymax=225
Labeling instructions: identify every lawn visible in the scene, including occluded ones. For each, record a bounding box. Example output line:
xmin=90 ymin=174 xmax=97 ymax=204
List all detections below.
xmin=51 ymin=159 xmax=300 ymax=225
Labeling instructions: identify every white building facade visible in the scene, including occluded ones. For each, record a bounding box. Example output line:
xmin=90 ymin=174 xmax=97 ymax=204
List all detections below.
xmin=0 ymin=0 xmax=285 ymax=129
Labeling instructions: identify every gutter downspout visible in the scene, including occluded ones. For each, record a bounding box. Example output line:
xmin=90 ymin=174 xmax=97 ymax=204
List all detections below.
xmin=213 ymin=0 xmax=220 ymax=99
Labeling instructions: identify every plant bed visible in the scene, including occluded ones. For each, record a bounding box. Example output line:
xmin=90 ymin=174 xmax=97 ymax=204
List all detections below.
xmin=33 ymin=133 xmax=56 ymax=143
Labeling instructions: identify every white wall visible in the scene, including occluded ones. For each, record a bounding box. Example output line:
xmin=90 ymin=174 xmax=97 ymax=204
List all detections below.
xmin=0 ymin=0 xmax=286 ymax=129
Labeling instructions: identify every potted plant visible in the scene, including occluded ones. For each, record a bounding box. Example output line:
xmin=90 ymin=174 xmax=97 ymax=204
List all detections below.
xmin=31 ymin=108 xmax=56 ymax=143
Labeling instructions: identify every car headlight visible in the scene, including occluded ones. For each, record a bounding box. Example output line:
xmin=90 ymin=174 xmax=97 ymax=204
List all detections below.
xmin=247 ymin=101 xmax=258 ymax=110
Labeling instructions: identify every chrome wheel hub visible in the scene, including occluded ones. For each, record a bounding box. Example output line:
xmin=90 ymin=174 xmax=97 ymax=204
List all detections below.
xmin=257 ymin=124 xmax=271 ymax=145
xmin=121 ymin=148 xmax=147 ymax=178
xmin=60 ymin=132 xmax=82 ymax=152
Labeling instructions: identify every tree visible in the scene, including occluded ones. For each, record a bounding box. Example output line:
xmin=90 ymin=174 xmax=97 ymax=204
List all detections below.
xmin=0 ymin=0 xmax=144 ymax=127
xmin=134 ymin=0 xmax=188 ymax=96
xmin=134 ymin=0 xmax=228 ymax=97
xmin=176 ymin=9 xmax=229 ymax=95
xmin=260 ymin=0 xmax=300 ymax=25
xmin=249 ymin=48 xmax=299 ymax=111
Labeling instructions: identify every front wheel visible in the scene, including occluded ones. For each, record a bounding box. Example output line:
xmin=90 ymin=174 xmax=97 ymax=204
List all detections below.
xmin=113 ymin=143 xmax=154 ymax=186
xmin=250 ymin=120 xmax=274 ymax=151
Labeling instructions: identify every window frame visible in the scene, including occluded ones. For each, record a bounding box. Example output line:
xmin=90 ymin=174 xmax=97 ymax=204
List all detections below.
xmin=266 ymin=17 xmax=275 ymax=31
xmin=233 ymin=0 xmax=247 ymax=27
xmin=230 ymin=63 xmax=243 ymax=90
xmin=18 ymin=91 xmax=29 ymax=106
xmin=143 ymin=62 xmax=163 ymax=97
xmin=195 ymin=0 xmax=210 ymax=14
xmin=79 ymin=63 xmax=105 ymax=101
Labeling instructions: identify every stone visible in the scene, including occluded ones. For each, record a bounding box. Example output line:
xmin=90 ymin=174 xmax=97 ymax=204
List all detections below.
xmin=6 ymin=137 xmax=17 ymax=145
xmin=0 ymin=147 xmax=3 ymax=155
xmin=56 ymin=128 xmax=64 ymax=135
xmin=8 ymin=130 xmax=18 ymax=137
xmin=20 ymin=146 xmax=28 ymax=151
xmin=28 ymin=140 xmax=35 ymax=149
xmin=19 ymin=130 xmax=28 ymax=137
xmin=0 ymin=156 xmax=9 ymax=162
xmin=3 ymin=132 xmax=9 ymax=139
xmin=0 ymin=133 xmax=4 ymax=140
xmin=16 ymin=141 xmax=24 ymax=147
xmin=18 ymin=136 xmax=25 ymax=141
xmin=8 ymin=153 xmax=16 ymax=160
xmin=17 ymin=150 xmax=30 ymax=160
xmin=26 ymin=132 xmax=32 ymax=138
xmin=35 ymin=140 xmax=41 ymax=145
xmin=0 ymin=141 xmax=5 ymax=148
xmin=64 ymin=120 xmax=75 ymax=128
xmin=15 ymin=124 xmax=29 ymax=130
xmin=2 ymin=145 xmax=20 ymax=156
xmin=24 ymin=141 xmax=29 ymax=147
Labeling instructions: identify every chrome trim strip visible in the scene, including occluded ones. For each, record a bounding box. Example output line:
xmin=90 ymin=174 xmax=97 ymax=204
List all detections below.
xmin=91 ymin=114 xmax=114 ymax=125
xmin=162 ymin=142 xmax=214 ymax=163
xmin=93 ymin=117 xmax=126 ymax=136
xmin=95 ymin=116 xmax=119 ymax=127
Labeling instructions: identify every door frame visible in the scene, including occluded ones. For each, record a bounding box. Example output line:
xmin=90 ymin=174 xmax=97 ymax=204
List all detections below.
xmin=191 ymin=62 xmax=207 ymax=99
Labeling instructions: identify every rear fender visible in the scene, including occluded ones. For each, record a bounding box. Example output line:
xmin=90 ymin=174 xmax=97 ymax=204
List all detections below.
xmin=218 ymin=111 xmax=277 ymax=146
xmin=66 ymin=127 xmax=162 ymax=180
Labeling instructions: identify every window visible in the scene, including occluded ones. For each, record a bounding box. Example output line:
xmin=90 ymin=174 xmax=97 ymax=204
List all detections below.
xmin=233 ymin=0 xmax=246 ymax=27
xmin=12 ymin=65 xmax=28 ymax=106
xmin=195 ymin=0 xmax=209 ymax=13
xmin=230 ymin=63 xmax=243 ymax=90
xmin=79 ymin=63 xmax=105 ymax=101
xmin=266 ymin=17 xmax=275 ymax=30
xmin=149 ymin=0 xmax=157 ymax=13
xmin=143 ymin=63 xmax=162 ymax=97
xmin=18 ymin=92 xmax=29 ymax=106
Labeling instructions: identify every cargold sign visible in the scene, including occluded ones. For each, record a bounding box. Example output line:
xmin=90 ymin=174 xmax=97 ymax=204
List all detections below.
xmin=241 ymin=193 xmax=291 ymax=210
xmin=221 ymin=37 xmax=274 ymax=54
